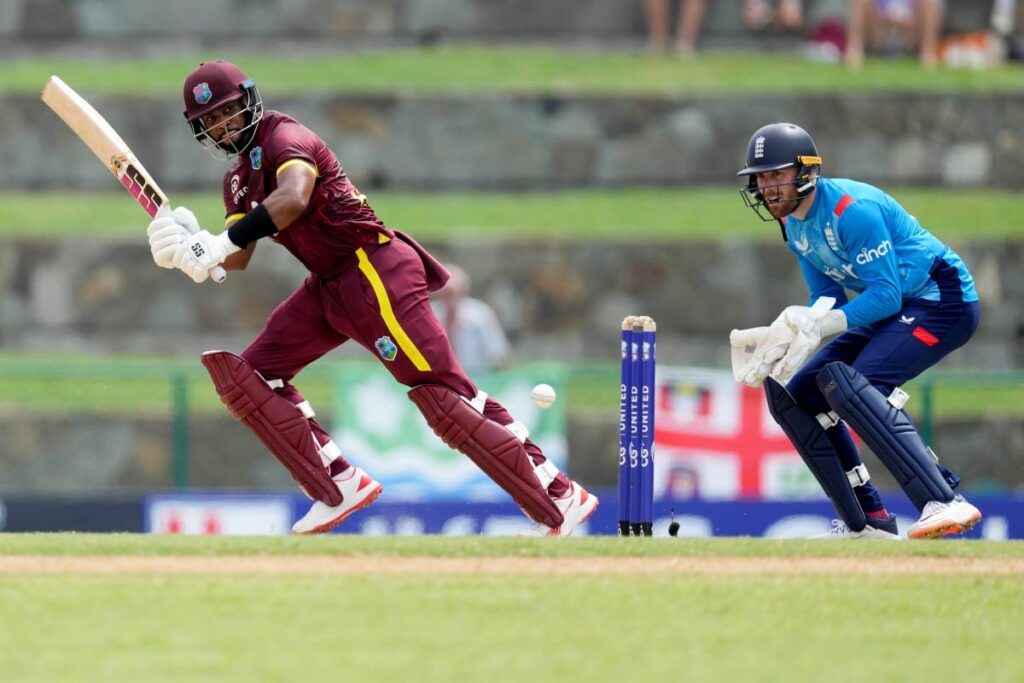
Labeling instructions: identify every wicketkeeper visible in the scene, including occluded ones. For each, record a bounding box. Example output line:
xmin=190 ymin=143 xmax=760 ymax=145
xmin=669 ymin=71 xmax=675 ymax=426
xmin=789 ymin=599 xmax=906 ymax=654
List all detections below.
xmin=145 ymin=61 xmax=597 ymax=535
xmin=731 ymin=122 xmax=982 ymax=540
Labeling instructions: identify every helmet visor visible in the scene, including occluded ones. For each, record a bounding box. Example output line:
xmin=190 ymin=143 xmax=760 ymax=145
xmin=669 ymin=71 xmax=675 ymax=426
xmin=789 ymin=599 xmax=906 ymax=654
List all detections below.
xmin=737 ymin=155 xmax=821 ymax=177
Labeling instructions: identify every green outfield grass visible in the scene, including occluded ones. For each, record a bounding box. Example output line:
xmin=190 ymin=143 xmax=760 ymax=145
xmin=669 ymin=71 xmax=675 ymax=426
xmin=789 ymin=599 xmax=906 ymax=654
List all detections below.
xmin=0 ymin=353 xmax=332 ymax=417
xmin=5 ymin=48 xmax=1024 ymax=95
xmin=0 ymin=353 xmax=1021 ymax=419
xmin=2 ymin=187 xmax=1022 ymax=241
xmin=0 ymin=535 xmax=1021 ymax=682
xmin=3 ymin=534 xmax=1024 ymax=557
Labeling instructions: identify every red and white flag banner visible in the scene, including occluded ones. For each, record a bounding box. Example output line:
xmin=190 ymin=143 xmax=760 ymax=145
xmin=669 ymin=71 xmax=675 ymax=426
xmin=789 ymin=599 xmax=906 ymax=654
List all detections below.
xmin=654 ymin=367 xmax=823 ymax=500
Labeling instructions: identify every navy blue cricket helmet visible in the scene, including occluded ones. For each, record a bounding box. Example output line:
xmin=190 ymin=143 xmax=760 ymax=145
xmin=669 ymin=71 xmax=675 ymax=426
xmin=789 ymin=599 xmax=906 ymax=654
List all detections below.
xmin=737 ymin=122 xmax=822 ymax=222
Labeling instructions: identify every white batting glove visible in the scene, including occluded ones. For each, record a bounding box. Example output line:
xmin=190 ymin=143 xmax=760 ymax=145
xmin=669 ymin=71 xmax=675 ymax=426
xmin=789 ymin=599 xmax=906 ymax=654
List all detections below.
xmin=171 ymin=206 xmax=201 ymax=235
xmin=173 ymin=230 xmax=240 ymax=284
xmin=147 ymin=205 xmax=202 ymax=269
xmin=147 ymin=209 xmax=189 ymax=270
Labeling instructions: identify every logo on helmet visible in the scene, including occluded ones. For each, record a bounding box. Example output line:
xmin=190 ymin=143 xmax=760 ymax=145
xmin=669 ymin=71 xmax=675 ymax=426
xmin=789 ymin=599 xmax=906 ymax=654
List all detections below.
xmin=193 ymin=83 xmax=212 ymax=104
xmin=754 ymin=136 xmax=766 ymax=159
xmin=249 ymin=146 xmax=263 ymax=170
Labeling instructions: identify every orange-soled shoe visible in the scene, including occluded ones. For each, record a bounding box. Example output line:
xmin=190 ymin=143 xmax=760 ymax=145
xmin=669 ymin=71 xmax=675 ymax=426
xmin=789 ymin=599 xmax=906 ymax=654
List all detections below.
xmin=291 ymin=467 xmax=383 ymax=535
xmin=907 ymin=496 xmax=982 ymax=540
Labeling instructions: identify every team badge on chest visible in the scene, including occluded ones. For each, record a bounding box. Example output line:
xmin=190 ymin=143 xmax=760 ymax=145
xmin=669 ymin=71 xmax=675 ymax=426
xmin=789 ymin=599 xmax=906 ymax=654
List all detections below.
xmin=375 ymin=336 xmax=399 ymax=362
xmin=249 ymin=146 xmax=263 ymax=170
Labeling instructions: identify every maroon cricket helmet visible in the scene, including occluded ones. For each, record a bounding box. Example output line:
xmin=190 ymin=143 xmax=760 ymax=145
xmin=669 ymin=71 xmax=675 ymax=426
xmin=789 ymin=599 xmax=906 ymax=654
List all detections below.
xmin=182 ymin=60 xmax=263 ymax=157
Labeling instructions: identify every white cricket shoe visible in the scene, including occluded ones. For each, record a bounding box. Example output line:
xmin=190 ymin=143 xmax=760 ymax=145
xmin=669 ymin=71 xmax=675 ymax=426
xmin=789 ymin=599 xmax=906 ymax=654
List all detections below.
xmin=907 ymin=496 xmax=982 ymax=540
xmin=291 ymin=466 xmax=383 ymax=535
xmin=537 ymin=482 xmax=599 ymax=537
xmin=813 ymin=518 xmax=902 ymax=540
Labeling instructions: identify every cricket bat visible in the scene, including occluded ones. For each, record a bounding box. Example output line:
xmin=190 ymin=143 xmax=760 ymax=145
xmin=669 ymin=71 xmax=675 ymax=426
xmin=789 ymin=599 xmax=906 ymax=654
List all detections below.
xmin=41 ymin=75 xmax=226 ymax=283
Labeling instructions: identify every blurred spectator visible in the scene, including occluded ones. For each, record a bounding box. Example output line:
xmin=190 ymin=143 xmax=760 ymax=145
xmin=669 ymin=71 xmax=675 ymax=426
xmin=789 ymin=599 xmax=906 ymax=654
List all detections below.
xmin=743 ymin=0 xmax=805 ymax=32
xmin=845 ymin=0 xmax=943 ymax=69
xmin=431 ymin=265 xmax=511 ymax=376
xmin=938 ymin=0 xmax=1020 ymax=68
xmin=998 ymin=0 xmax=1024 ymax=61
xmin=802 ymin=0 xmax=848 ymax=62
xmin=643 ymin=0 xmax=709 ymax=54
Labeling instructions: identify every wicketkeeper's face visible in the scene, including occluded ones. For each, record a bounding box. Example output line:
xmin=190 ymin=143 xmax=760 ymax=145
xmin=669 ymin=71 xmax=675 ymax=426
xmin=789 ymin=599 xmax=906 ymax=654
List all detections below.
xmin=755 ymin=166 xmax=801 ymax=218
xmin=198 ymin=100 xmax=246 ymax=146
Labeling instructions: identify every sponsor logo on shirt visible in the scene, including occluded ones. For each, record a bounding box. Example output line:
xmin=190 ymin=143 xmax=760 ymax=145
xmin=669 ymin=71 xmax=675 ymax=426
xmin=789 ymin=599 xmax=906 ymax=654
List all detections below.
xmin=823 ymin=267 xmax=846 ymax=281
xmin=230 ymin=174 xmax=248 ymax=205
xmin=855 ymin=240 xmax=892 ymax=264
xmin=375 ymin=336 xmax=398 ymax=362
xmin=793 ymin=236 xmax=810 ymax=253
xmin=822 ymin=263 xmax=859 ymax=282
xmin=900 ymin=315 xmax=916 ymax=325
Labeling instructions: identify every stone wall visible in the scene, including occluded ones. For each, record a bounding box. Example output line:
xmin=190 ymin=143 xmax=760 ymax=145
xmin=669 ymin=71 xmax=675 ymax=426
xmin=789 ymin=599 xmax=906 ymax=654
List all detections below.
xmin=1 ymin=238 xmax=1021 ymax=367
xmin=10 ymin=92 xmax=1023 ymax=192
xmin=0 ymin=414 xmax=297 ymax=494
xmin=1 ymin=0 xmax=642 ymax=43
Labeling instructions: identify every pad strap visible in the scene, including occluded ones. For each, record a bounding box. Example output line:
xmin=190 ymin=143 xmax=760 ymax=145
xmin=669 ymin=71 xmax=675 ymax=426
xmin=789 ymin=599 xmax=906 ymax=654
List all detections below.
xmin=318 ymin=439 xmax=342 ymax=467
xmin=533 ymin=460 xmax=560 ymax=489
xmin=846 ymin=463 xmax=870 ymax=488
xmin=815 ymin=411 xmax=840 ymax=429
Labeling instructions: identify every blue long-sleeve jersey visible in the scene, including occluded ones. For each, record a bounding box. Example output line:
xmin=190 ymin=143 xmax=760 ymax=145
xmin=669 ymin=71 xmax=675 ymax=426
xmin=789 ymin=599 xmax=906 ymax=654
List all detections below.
xmin=780 ymin=178 xmax=978 ymax=328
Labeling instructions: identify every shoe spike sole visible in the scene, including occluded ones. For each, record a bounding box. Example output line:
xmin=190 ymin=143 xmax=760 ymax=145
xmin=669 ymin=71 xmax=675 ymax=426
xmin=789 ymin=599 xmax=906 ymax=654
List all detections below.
xmin=547 ymin=499 xmax=599 ymax=537
xmin=909 ymin=516 xmax=981 ymax=540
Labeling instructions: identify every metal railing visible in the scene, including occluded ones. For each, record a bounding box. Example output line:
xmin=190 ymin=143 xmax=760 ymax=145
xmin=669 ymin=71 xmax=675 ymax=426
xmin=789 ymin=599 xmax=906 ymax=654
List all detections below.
xmin=912 ymin=370 xmax=1024 ymax=445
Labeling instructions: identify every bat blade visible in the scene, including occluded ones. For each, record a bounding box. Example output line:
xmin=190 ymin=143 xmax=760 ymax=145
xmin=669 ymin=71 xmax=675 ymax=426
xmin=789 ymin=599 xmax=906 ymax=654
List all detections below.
xmin=42 ymin=76 xmax=226 ymax=281
xmin=42 ymin=75 xmax=167 ymax=217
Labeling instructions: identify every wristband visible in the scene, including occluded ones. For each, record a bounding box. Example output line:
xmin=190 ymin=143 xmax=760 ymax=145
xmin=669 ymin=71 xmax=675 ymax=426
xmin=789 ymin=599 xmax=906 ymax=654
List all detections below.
xmin=226 ymin=204 xmax=278 ymax=248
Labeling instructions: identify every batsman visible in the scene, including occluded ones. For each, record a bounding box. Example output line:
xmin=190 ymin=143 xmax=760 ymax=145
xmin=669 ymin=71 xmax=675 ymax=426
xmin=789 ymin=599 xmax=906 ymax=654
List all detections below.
xmin=731 ymin=122 xmax=982 ymax=540
xmin=146 ymin=61 xmax=597 ymax=535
